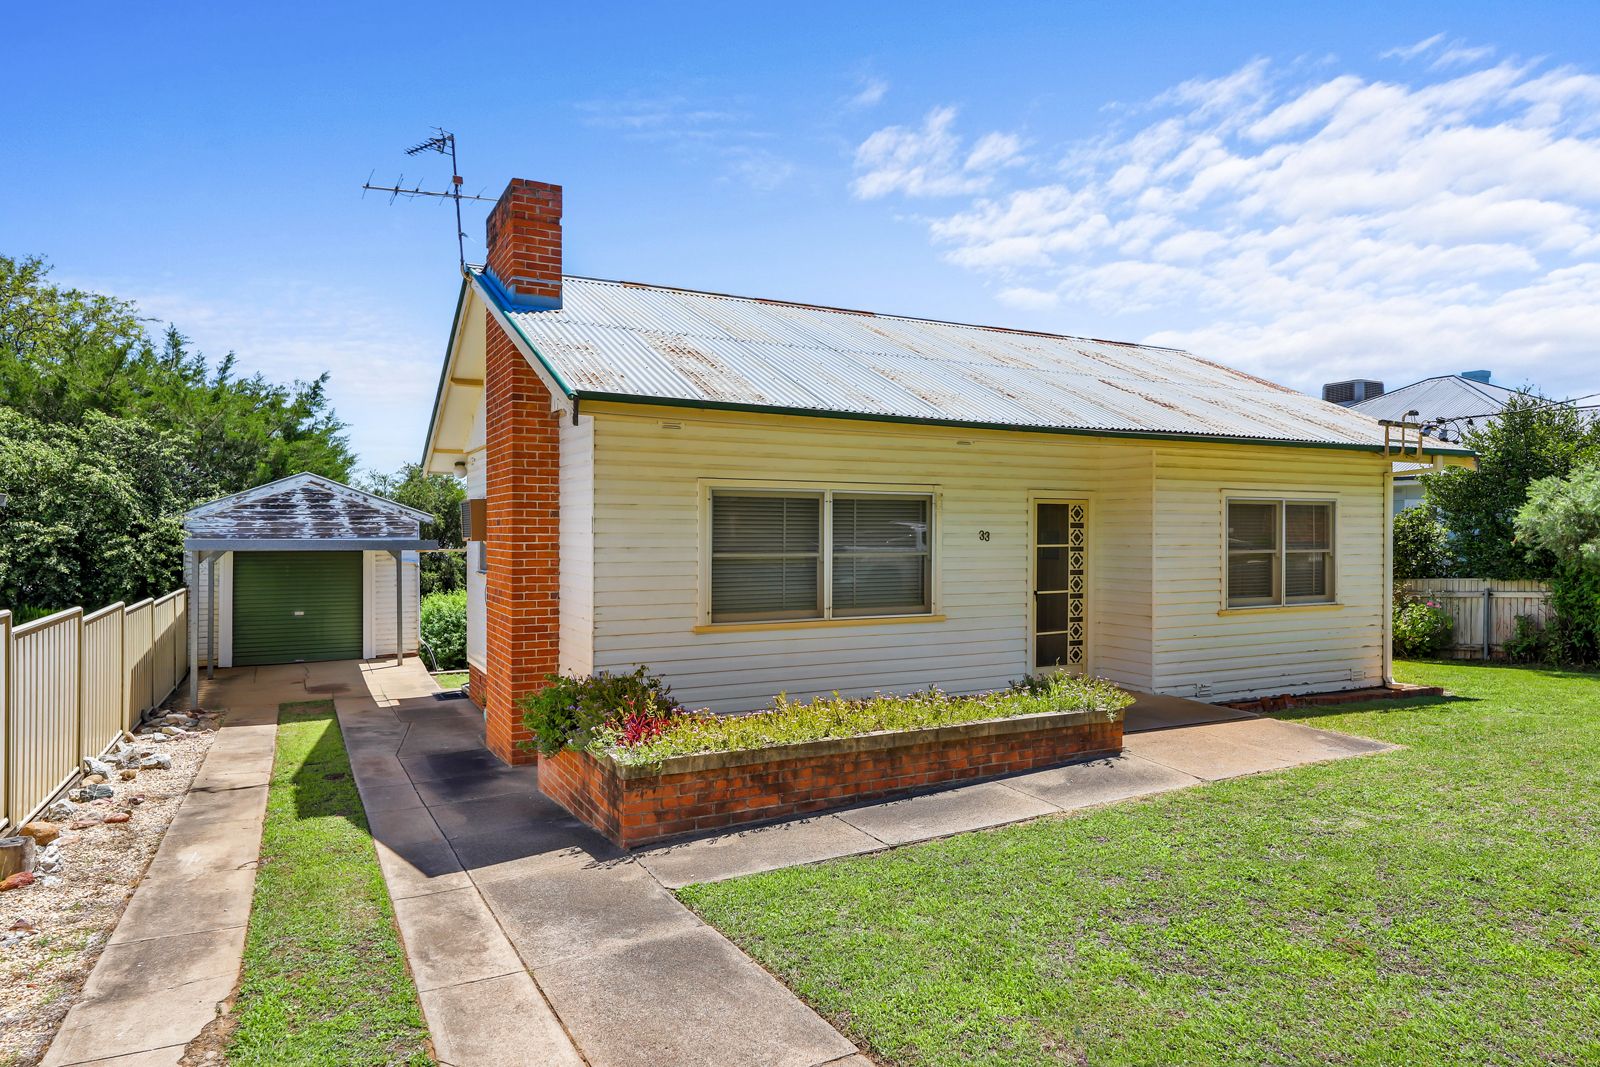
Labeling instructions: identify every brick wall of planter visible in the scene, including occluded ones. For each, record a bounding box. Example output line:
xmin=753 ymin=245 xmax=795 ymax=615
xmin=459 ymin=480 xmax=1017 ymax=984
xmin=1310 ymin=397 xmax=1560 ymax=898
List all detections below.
xmin=538 ymin=711 xmax=1122 ymax=849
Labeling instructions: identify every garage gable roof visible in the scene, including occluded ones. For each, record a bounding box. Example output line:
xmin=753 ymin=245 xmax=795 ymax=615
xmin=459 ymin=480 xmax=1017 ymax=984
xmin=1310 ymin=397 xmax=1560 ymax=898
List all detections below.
xmin=183 ymin=473 xmax=431 ymax=542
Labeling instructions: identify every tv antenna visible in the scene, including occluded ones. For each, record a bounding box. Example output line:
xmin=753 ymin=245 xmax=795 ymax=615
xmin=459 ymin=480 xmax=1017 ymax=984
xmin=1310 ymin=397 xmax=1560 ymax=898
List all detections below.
xmin=362 ymin=128 xmax=494 ymax=267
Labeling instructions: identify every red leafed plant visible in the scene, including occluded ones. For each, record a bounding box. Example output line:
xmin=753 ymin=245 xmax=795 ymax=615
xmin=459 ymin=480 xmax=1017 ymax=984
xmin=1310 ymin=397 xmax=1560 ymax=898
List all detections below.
xmin=614 ymin=699 xmax=676 ymax=747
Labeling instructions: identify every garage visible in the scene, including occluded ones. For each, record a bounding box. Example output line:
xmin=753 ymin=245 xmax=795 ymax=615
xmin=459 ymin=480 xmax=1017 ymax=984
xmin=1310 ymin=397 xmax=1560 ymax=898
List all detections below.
xmin=231 ymin=551 xmax=364 ymax=665
xmin=181 ymin=474 xmax=437 ymax=694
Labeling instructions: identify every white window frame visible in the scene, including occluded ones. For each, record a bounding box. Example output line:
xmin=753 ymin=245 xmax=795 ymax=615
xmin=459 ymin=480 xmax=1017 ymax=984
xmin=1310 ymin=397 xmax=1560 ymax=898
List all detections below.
xmin=1224 ymin=496 xmax=1337 ymax=609
xmin=699 ymin=481 xmax=940 ymax=627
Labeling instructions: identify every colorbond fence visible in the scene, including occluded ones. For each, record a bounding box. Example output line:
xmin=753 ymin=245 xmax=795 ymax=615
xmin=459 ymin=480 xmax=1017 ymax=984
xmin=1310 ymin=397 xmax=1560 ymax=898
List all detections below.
xmin=0 ymin=589 xmax=187 ymax=831
xmin=1402 ymin=578 xmax=1552 ymax=659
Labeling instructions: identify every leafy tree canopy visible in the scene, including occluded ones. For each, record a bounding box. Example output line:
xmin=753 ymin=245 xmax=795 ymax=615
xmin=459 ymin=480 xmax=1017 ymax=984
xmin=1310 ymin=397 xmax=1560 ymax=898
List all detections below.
xmin=1393 ymin=504 xmax=1454 ymax=580
xmin=1 ymin=253 xmax=359 ymax=609
xmin=1423 ymin=393 xmax=1600 ymax=579
xmin=360 ymin=463 xmax=466 ymax=597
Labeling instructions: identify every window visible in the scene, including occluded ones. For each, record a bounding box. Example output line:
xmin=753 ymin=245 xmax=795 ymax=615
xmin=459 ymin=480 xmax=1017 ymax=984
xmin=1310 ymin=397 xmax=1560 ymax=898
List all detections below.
xmin=1226 ymin=499 xmax=1334 ymax=607
xmin=709 ymin=489 xmax=933 ymax=623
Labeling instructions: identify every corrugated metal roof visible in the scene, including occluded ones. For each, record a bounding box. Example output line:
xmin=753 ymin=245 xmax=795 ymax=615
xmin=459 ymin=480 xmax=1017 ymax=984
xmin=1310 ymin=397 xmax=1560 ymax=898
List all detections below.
xmin=1350 ymin=376 xmax=1523 ymax=422
xmin=478 ymin=270 xmax=1468 ymax=452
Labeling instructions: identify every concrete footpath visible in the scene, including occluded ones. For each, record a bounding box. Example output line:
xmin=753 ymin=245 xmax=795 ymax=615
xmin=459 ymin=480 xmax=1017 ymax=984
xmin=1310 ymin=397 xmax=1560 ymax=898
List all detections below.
xmin=42 ymin=705 xmax=278 ymax=1067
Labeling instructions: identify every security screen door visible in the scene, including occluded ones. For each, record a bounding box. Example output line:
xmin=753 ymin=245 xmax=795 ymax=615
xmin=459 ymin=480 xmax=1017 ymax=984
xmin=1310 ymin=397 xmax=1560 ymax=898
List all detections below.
xmin=1033 ymin=500 xmax=1088 ymax=673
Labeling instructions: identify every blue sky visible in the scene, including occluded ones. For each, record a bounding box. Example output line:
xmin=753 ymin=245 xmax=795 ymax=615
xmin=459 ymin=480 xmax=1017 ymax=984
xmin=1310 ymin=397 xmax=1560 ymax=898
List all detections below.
xmin=6 ymin=2 xmax=1599 ymax=471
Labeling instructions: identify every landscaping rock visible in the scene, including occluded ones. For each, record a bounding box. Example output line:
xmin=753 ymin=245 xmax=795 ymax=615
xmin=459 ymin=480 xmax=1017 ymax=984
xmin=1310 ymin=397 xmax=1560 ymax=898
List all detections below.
xmin=137 ymin=754 xmax=173 ymax=770
xmin=82 ymin=756 xmax=115 ymax=778
xmin=70 ymin=784 xmax=114 ymax=802
xmin=35 ymin=844 xmax=63 ymax=875
xmin=44 ymin=800 xmax=78 ymax=822
xmin=69 ymin=818 xmax=100 ymax=830
xmin=83 ymin=774 xmax=106 ymax=786
xmin=103 ymin=813 xmax=132 ymax=825
xmin=0 ymin=871 xmax=35 ymax=892
xmin=0 ymin=836 xmax=36 ymax=881
xmin=119 ymin=769 xmax=138 ymax=781
xmin=159 ymin=726 xmax=186 ymax=737
xmin=126 ymin=794 xmax=146 ymax=805
xmin=18 ymin=822 xmax=61 ymax=847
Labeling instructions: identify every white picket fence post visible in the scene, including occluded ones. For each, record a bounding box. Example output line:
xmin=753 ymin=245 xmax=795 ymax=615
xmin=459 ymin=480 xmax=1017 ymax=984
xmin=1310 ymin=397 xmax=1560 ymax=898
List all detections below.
xmin=1 ymin=589 xmax=190 ymax=832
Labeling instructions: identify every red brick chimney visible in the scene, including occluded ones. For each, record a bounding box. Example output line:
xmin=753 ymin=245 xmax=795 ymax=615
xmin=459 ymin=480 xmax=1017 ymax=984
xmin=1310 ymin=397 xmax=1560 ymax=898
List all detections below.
xmin=484 ymin=178 xmax=562 ymax=309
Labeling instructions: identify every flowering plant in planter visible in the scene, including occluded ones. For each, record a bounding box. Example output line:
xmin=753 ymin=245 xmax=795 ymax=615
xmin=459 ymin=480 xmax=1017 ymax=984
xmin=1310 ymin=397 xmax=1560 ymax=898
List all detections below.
xmin=590 ymin=672 xmax=1133 ymax=767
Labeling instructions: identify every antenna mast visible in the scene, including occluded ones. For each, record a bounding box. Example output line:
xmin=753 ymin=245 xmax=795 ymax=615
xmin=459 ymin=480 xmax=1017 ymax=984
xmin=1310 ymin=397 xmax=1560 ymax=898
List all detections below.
xmin=362 ymin=128 xmax=494 ymax=267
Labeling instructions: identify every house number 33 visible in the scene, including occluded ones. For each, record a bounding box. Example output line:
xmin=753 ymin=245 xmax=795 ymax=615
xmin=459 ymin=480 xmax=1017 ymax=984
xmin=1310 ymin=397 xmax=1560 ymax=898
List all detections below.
xmin=978 ymin=530 xmax=991 ymax=541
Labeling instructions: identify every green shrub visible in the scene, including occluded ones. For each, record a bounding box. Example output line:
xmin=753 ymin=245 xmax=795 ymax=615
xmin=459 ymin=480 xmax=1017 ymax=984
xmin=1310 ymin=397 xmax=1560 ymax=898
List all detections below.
xmin=519 ymin=666 xmax=682 ymax=757
xmin=418 ymin=589 xmax=467 ymax=671
xmin=1393 ymin=597 xmax=1454 ymax=658
xmin=591 ymin=673 xmax=1134 ymax=767
xmin=1503 ymin=615 xmax=1549 ymax=664
xmin=1515 ymin=464 xmax=1600 ymax=664
xmin=1393 ymin=505 xmax=1454 ymax=579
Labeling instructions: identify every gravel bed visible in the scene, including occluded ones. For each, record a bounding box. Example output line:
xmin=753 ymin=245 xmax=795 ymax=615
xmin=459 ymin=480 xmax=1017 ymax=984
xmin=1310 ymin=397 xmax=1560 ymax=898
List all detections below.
xmin=0 ymin=710 xmax=221 ymax=1067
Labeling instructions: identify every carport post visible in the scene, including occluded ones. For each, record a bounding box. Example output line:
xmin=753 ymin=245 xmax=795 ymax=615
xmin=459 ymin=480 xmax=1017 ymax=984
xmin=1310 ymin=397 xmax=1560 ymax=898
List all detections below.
xmin=206 ymin=552 xmax=218 ymax=680
xmin=391 ymin=550 xmax=404 ymax=665
xmin=188 ymin=550 xmax=200 ymax=709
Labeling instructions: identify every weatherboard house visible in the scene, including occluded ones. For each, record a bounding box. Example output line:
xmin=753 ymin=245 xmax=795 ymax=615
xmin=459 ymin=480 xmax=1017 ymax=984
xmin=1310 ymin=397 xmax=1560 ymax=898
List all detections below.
xmin=422 ymin=178 xmax=1474 ymax=766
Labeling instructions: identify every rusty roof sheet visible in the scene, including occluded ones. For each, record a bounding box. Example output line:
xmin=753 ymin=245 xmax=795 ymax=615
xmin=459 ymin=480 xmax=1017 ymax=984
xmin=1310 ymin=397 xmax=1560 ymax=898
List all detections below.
xmin=479 ymin=271 xmax=1467 ymax=451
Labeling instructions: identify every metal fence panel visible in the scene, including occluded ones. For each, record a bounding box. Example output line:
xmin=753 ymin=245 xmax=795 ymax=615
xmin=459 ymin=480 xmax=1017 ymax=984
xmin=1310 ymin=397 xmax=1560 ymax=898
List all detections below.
xmin=1 ymin=589 xmax=187 ymax=829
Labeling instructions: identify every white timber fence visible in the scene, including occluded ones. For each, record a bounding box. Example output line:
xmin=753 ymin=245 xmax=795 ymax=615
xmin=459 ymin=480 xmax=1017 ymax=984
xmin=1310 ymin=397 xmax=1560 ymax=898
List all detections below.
xmin=1402 ymin=578 xmax=1553 ymax=659
xmin=0 ymin=589 xmax=188 ymax=831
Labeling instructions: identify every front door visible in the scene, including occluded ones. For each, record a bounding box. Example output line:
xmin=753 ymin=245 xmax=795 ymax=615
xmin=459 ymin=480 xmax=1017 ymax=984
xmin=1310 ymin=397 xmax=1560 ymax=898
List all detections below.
xmin=1033 ymin=500 xmax=1088 ymax=673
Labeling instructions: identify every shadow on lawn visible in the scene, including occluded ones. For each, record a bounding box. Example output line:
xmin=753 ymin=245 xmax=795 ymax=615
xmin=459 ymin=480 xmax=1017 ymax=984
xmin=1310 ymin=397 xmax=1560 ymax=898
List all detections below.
xmin=1271 ymin=691 xmax=1479 ymax=725
xmin=279 ymin=700 xmax=368 ymax=825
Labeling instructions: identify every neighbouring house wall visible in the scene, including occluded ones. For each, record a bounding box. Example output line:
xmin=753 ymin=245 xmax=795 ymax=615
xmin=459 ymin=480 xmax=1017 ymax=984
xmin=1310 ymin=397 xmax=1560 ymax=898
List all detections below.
xmin=559 ymin=414 xmax=596 ymax=677
xmin=585 ymin=404 xmax=1160 ymax=713
xmin=364 ymin=550 xmax=420 ymax=659
xmin=482 ymin=311 xmax=561 ymax=763
xmin=1150 ymin=443 xmax=1389 ymax=700
xmin=465 ymin=413 xmax=488 ymax=672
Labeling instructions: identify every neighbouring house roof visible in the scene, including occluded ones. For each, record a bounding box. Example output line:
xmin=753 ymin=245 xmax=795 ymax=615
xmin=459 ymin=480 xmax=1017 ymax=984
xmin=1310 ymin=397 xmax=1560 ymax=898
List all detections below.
xmin=182 ymin=473 xmax=435 ymax=551
xmin=1349 ymin=375 xmax=1525 ymax=424
xmin=423 ymin=269 xmax=1477 ymax=469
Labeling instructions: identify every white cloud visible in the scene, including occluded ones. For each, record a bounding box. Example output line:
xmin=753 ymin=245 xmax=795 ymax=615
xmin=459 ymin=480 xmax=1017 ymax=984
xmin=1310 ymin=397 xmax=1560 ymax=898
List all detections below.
xmin=852 ymin=107 xmax=1025 ymax=199
xmin=852 ymin=51 xmax=1600 ymax=399
xmin=848 ymin=76 xmax=889 ymax=109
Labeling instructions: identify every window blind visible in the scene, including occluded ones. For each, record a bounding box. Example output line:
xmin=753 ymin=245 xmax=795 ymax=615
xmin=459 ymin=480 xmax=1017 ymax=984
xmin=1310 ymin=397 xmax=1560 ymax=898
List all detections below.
xmin=710 ymin=494 xmax=822 ymax=621
xmin=831 ymin=496 xmax=931 ymax=617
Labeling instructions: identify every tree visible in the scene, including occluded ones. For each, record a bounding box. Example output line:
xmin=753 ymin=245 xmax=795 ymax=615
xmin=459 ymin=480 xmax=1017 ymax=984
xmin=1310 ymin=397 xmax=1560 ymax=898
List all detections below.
xmin=1393 ymin=505 xmax=1454 ymax=579
xmin=360 ymin=464 xmax=466 ymax=596
xmin=0 ymin=409 xmax=189 ymax=611
xmin=1423 ymin=393 xmax=1600 ymax=579
xmin=1514 ymin=464 xmax=1600 ymax=664
xmin=0 ymin=254 xmax=357 ymax=499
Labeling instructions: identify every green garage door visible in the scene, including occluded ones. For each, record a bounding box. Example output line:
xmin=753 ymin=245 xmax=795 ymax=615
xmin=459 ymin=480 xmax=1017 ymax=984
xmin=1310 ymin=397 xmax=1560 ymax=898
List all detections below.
xmin=232 ymin=551 xmax=363 ymax=666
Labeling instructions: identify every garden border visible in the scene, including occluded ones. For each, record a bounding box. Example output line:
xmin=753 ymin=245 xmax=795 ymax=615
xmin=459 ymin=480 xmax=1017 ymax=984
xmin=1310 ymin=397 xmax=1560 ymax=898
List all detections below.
xmin=538 ymin=707 xmax=1124 ymax=848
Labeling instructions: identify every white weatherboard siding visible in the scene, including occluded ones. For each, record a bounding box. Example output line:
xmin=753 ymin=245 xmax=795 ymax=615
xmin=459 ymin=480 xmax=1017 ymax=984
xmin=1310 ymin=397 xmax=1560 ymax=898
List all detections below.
xmin=1151 ymin=444 xmax=1388 ymax=700
xmin=364 ymin=551 xmax=420 ymax=659
xmin=587 ymin=405 xmax=1152 ymax=713
xmin=185 ymin=552 xmax=234 ymax=667
xmin=585 ymin=404 xmax=1388 ymax=713
xmin=559 ymin=415 xmax=596 ymax=676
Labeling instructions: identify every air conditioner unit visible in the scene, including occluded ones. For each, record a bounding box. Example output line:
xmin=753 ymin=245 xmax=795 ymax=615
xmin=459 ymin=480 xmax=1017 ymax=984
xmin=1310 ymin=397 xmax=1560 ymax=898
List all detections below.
xmin=1322 ymin=379 xmax=1385 ymax=406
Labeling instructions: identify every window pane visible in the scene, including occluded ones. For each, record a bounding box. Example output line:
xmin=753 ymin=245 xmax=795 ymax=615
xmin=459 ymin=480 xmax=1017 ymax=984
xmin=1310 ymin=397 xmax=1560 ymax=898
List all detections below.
xmin=1286 ymin=552 xmax=1331 ymax=600
xmin=833 ymin=555 xmax=929 ymax=616
xmin=1286 ymin=503 xmax=1332 ymax=551
xmin=1228 ymin=501 xmax=1278 ymax=550
xmin=712 ymin=494 xmax=820 ymax=554
xmin=711 ymin=557 xmax=819 ymax=620
xmin=1036 ymin=590 xmax=1070 ymax=633
xmin=1228 ymin=552 xmax=1276 ymax=602
xmin=1035 ymin=632 xmax=1068 ymax=670
xmin=1037 ymin=546 xmax=1069 ymax=591
xmin=1037 ymin=503 xmax=1071 ymax=545
xmin=833 ymin=496 xmax=929 ymax=552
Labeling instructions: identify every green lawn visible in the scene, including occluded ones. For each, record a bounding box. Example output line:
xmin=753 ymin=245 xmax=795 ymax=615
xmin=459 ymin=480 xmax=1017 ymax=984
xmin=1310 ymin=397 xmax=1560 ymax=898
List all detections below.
xmin=227 ymin=700 xmax=433 ymax=1066
xmin=432 ymin=671 xmax=468 ymax=691
xmin=679 ymin=662 xmax=1600 ymax=1066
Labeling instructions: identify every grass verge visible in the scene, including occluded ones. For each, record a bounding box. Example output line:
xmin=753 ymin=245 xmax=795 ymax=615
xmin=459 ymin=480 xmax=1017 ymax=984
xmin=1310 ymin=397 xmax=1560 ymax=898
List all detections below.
xmin=431 ymin=671 xmax=469 ymax=691
xmin=679 ymin=662 xmax=1600 ymax=1066
xmin=226 ymin=699 xmax=433 ymax=1066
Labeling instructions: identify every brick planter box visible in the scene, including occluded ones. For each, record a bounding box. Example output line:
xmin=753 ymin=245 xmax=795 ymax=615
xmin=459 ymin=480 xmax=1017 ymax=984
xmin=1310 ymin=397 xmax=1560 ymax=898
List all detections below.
xmin=537 ymin=708 xmax=1123 ymax=849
